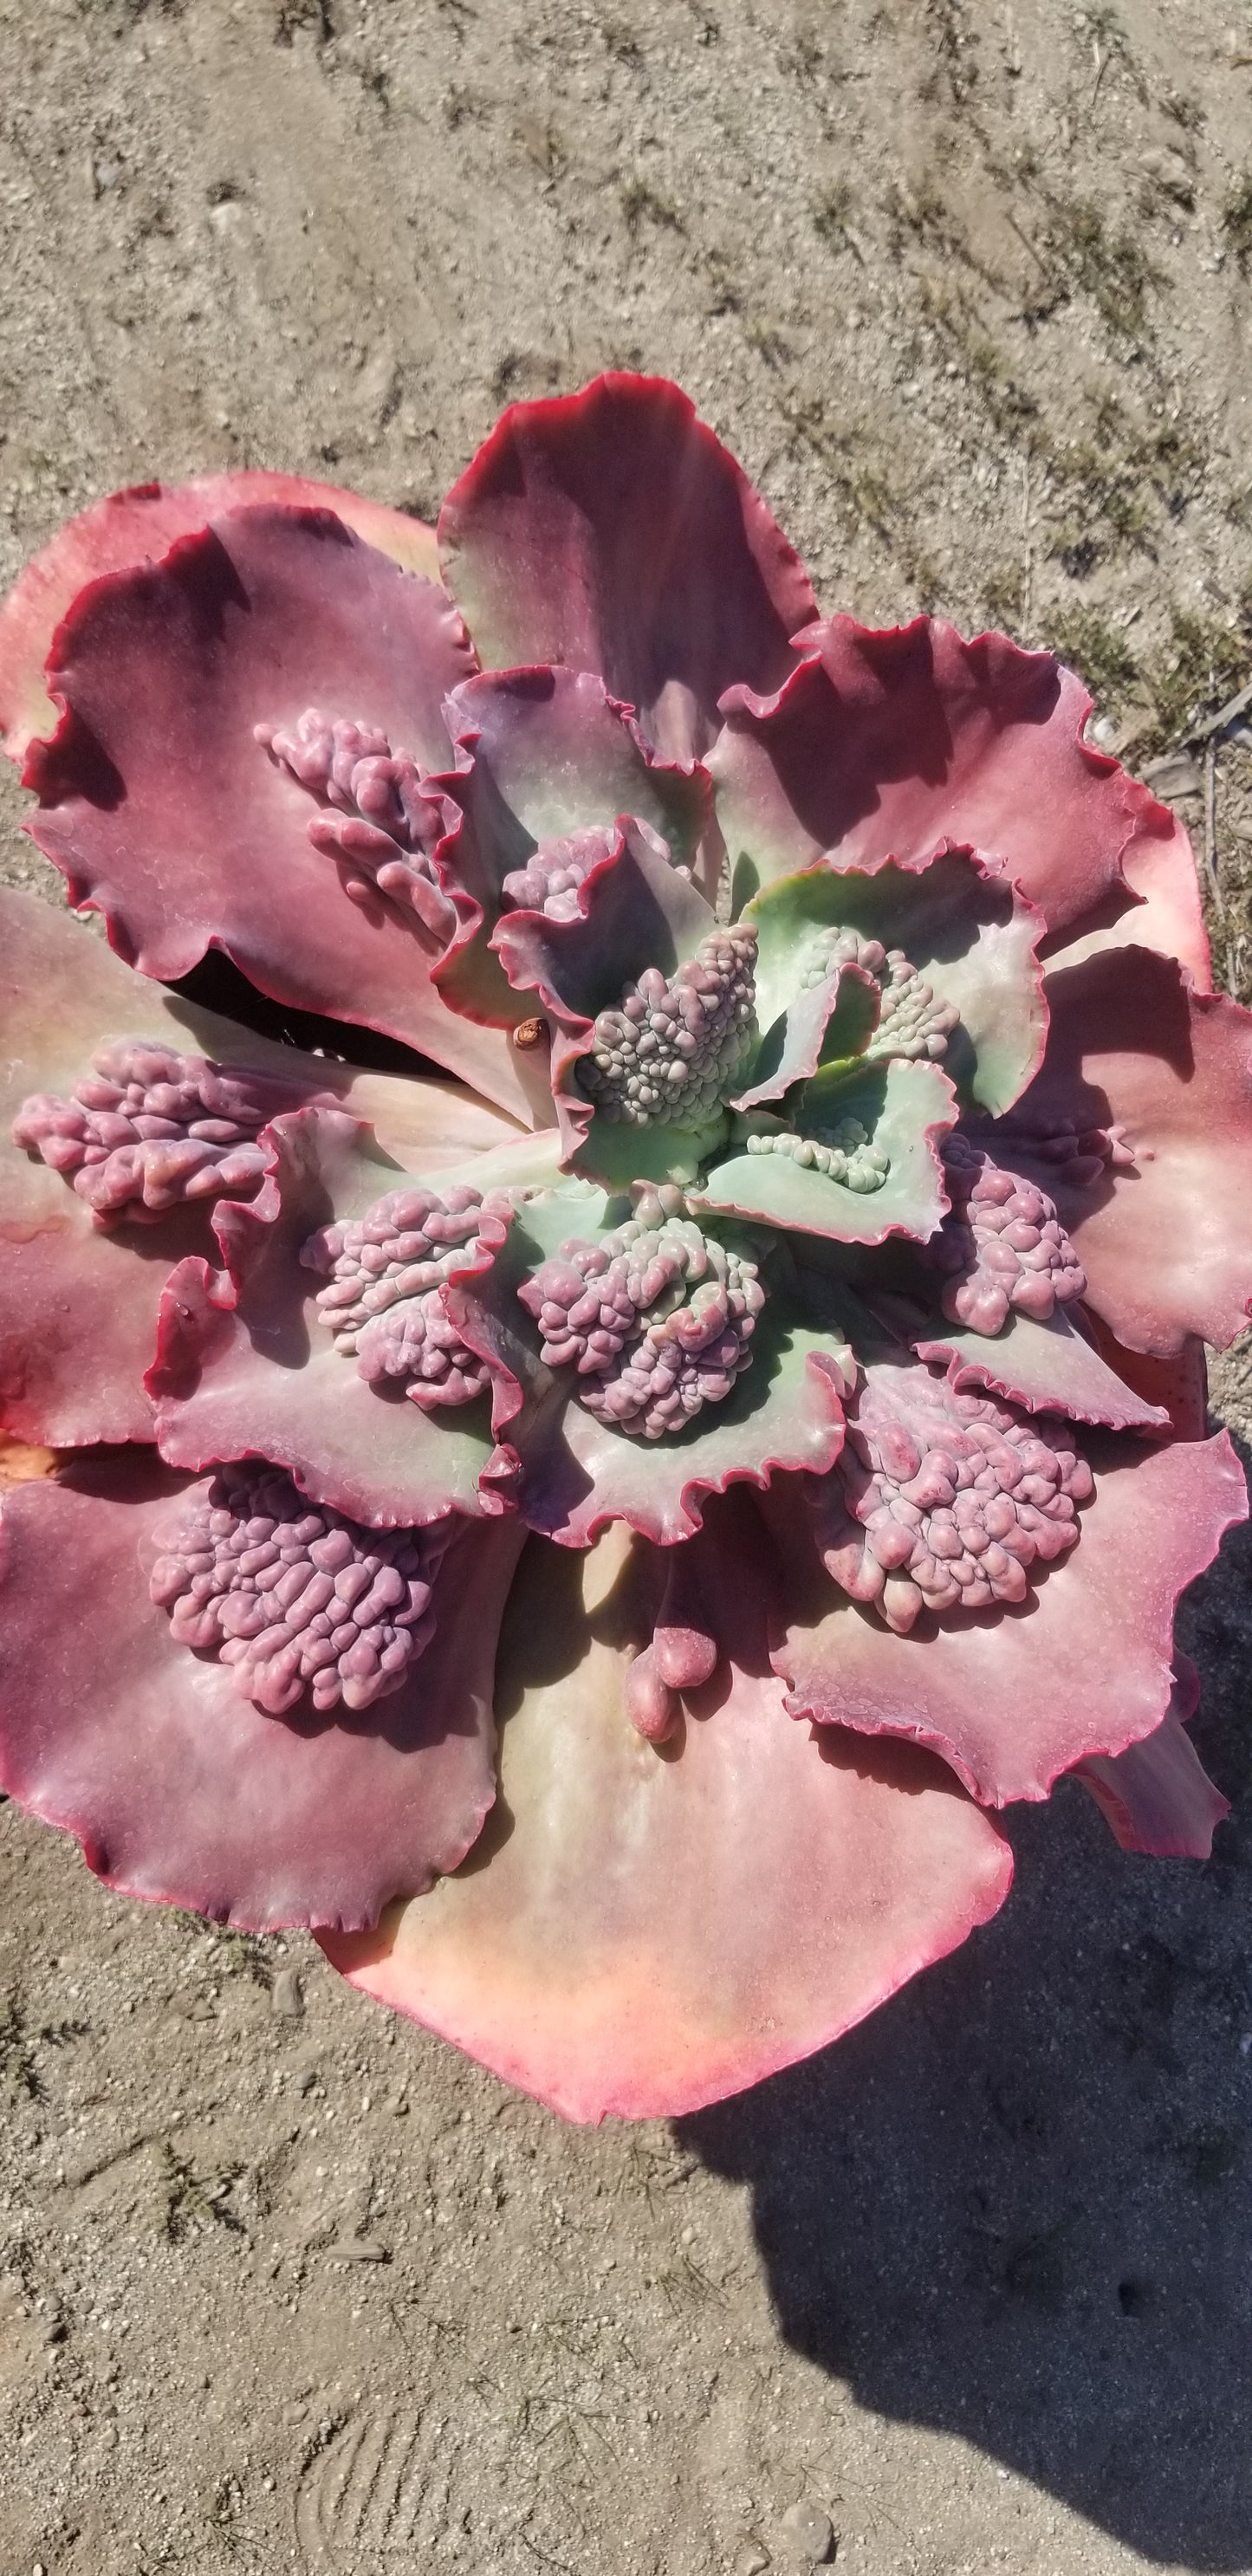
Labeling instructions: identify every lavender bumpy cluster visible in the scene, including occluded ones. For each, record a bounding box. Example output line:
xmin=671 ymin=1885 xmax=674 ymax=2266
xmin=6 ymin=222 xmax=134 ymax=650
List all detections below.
xmin=257 ymin=708 xmax=457 ymax=942
xmin=800 ymin=925 xmax=959 ymax=1063
xmin=931 ymin=1136 xmax=1087 ymax=1335
xmin=518 ymin=1208 xmax=764 ymax=1439
xmin=813 ymin=1363 xmax=1093 ymax=1634
xmin=578 ymin=925 xmax=758 ymax=1127
xmin=302 ymin=1184 xmax=509 ymax=1410
xmin=502 ymin=827 xmax=614 ymax=921
xmin=149 ymin=1464 xmax=447 ymax=1716
xmin=13 ymin=1040 xmax=282 ymax=1221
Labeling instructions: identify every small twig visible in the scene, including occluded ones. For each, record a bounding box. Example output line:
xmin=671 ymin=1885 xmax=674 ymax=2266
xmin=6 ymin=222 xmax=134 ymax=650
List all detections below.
xmin=1183 ymin=672 xmax=1252 ymax=750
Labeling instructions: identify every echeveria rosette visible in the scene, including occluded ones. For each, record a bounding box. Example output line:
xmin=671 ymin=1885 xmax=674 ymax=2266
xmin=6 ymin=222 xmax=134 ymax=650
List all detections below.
xmin=0 ymin=375 xmax=1250 ymax=2125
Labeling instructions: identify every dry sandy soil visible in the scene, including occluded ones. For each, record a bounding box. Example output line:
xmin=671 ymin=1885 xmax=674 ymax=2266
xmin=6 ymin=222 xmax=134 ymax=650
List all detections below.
xmin=3 ymin=3 xmax=1252 ymax=2571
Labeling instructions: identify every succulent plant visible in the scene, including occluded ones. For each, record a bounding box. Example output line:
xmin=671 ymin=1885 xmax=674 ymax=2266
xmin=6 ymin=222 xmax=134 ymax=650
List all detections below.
xmin=0 ymin=376 xmax=1249 ymax=2123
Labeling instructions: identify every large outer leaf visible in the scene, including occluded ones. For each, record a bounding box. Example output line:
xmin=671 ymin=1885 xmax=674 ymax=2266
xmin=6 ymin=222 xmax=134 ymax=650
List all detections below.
xmin=438 ymin=373 xmax=816 ymax=761
xmin=0 ymin=888 xmax=517 ymax=1449
xmin=1007 ymin=948 xmax=1252 ymax=1358
xmin=320 ymin=1509 xmax=1012 ymax=2122
xmin=152 ymin=1109 xmax=510 ymax=1528
xmin=741 ymin=849 xmax=1047 ymax=1117
xmin=711 ymin=618 xmax=1208 ymax=974
xmin=772 ymin=1428 xmax=1247 ymax=1807
xmin=691 ymin=1060 xmax=956 ymax=1246
xmin=23 ymin=504 xmax=535 ymax=1122
xmin=0 ymin=470 xmax=440 ymax=765
xmin=0 ymin=1455 xmax=522 ymax=1933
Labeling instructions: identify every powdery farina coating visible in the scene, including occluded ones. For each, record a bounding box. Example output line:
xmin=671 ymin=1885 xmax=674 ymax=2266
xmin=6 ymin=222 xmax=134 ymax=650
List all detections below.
xmin=811 ymin=1362 xmax=1094 ymax=1634
xmin=148 ymin=1463 xmax=450 ymax=1716
xmin=13 ymin=1038 xmax=282 ymax=1222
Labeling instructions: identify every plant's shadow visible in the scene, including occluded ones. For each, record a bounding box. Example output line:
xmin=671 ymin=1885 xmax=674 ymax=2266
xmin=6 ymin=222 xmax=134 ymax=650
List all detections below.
xmin=679 ymin=1525 xmax=1252 ymax=2571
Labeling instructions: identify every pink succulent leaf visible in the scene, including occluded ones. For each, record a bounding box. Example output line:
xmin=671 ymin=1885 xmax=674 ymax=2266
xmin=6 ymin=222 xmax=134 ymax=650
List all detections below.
xmin=492 ymin=815 xmax=749 ymax=1186
xmin=150 ymin=1109 xmax=517 ymax=1527
xmin=1076 ymin=1721 xmax=1228 ymax=1859
xmin=771 ymin=1415 xmax=1247 ymax=1806
xmin=997 ymin=946 xmax=1252 ymax=1358
xmin=1073 ymin=1663 xmax=1229 ymax=1859
xmin=898 ymin=1301 xmax=1171 ymax=1432
xmin=711 ymin=616 xmax=1207 ymax=970
xmin=437 ymin=373 xmax=817 ymax=763
xmin=0 ymin=1452 xmax=520 ymax=1933
xmin=691 ymin=1058 xmax=957 ymax=1248
xmin=318 ymin=1500 xmax=1012 ymax=2121
xmin=1044 ymin=777 xmax=1210 ymax=986
xmin=737 ymin=847 xmax=1048 ymax=1119
xmin=925 ymin=1135 xmax=1087 ymax=1335
xmin=1078 ymin=1314 xmax=1210 ymax=1441
xmin=24 ymin=504 xmax=537 ymax=1126
xmin=0 ymin=886 xmax=512 ymax=1450
xmin=0 ymin=470 xmax=441 ymax=768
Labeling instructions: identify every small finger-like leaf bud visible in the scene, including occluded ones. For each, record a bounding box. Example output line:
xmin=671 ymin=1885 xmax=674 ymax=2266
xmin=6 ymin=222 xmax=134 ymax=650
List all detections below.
xmin=302 ymin=1184 xmax=510 ymax=1409
xmin=518 ymin=1215 xmax=764 ymax=1439
xmin=149 ymin=1464 xmax=450 ymax=1715
xmin=930 ymin=1135 xmax=1087 ymax=1335
xmin=12 ymin=1039 xmax=283 ymax=1224
xmin=577 ymin=925 xmax=758 ymax=1127
xmin=256 ymin=708 xmax=457 ymax=943
xmin=811 ymin=1363 xmax=1093 ymax=1632
xmin=972 ymin=1111 xmax=1139 ymax=1188
xmin=800 ymin=925 xmax=958 ymax=1062
xmin=744 ymin=1119 xmax=890 ymax=1193
xmin=501 ymin=827 xmax=615 ymax=921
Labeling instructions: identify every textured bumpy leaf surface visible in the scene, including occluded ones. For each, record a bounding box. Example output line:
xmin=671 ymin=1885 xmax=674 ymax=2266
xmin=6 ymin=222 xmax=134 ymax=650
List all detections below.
xmin=25 ymin=505 xmax=538 ymax=1120
xmin=1006 ymin=948 xmax=1252 ymax=1357
xmin=711 ymin=617 xmax=1208 ymax=975
xmin=692 ymin=1060 xmax=956 ymax=1245
xmin=0 ymin=470 xmax=441 ymax=764
xmin=0 ymin=1455 xmax=520 ymax=1931
xmin=152 ymin=1110 xmax=509 ymax=1528
xmin=773 ymin=1429 xmax=1247 ymax=1806
xmin=438 ymin=373 xmax=816 ymax=762
xmin=320 ymin=1509 xmax=1012 ymax=2120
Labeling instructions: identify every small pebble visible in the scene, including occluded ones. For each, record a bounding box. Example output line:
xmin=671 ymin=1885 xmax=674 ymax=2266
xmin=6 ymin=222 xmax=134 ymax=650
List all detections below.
xmin=271 ymin=1968 xmax=304 ymax=2019
xmin=777 ymin=2499 xmax=834 ymax=2564
xmin=734 ymin=2547 xmax=771 ymax=2576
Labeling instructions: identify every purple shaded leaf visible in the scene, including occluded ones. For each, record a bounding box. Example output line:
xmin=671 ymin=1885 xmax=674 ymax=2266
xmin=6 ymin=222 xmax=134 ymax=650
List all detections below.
xmin=899 ymin=1301 xmax=1171 ymax=1431
xmin=0 ymin=1453 xmax=522 ymax=1932
xmin=0 ymin=470 xmax=441 ymax=766
xmin=772 ymin=1425 xmax=1247 ymax=1806
xmin=438 ymin=373 xmax=816 ymax=762
xmin=711 ymin=617 xmax=1208 ymax=971
xmin=320 ymin=1502 xmax=1011 ymax=2120
xmin=1002 ymin=947 xmax=1252 ymax=1359
xmin=24 ymin=505 xmax=536 ymax=1122
xmin=151 ymin=1110 xmax=516 ymax=1527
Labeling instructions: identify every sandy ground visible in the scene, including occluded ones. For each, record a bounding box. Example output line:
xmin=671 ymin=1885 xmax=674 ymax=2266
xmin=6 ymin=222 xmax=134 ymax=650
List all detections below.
xmin=2 ymin=3 xmax=1252 ymax=2570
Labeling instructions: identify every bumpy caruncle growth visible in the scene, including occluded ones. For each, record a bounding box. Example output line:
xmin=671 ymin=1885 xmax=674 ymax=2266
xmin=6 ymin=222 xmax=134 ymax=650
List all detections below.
xmin=149 ymin=1463 xmax=446 ymax=1716
xmin=0 ymin=372 xmax=1249 ymax=2126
